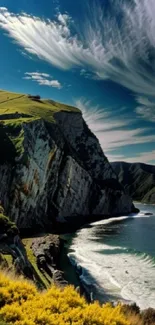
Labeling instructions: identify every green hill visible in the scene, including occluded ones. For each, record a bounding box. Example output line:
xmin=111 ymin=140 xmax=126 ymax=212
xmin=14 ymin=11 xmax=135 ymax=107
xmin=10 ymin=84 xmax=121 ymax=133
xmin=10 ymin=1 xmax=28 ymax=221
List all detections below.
xmin=0 ymin=90 xmax=80 ymax=159
xmin=0 ymin=90 xmax=79 ymax=123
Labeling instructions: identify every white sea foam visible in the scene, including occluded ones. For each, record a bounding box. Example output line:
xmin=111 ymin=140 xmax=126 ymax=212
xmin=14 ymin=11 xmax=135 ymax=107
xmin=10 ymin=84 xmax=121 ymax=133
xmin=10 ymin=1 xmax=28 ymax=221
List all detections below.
xmin=68 ymin=212 xmax=155 ymax=309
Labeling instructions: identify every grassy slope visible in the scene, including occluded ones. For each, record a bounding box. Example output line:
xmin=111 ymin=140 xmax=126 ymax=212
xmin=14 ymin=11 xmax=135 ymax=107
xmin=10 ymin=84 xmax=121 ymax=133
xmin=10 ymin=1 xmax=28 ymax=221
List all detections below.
xmin=0 ymin=90 xmax=80 ymax=157
xmin=22 ymin=238 xmax=52 ymax=289
xmin=2 ymin=237 xmax=53 ymax=290
xmin=0 ymin=90 xmax=79 ymax=123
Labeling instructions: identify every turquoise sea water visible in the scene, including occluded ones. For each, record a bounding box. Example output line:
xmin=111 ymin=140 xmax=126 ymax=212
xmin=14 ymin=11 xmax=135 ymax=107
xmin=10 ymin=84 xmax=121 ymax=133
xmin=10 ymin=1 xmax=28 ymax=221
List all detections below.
xmin=68 ymin=204 xmax=155 ymax=309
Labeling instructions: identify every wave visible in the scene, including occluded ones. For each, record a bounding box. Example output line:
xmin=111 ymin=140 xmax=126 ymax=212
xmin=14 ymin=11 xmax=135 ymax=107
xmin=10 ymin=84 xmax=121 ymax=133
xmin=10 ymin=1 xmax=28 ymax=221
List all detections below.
xmin=68 ymin=210 xmax=155 ymax=310
xmin=90 ymin=212 xmax=152 ymax=227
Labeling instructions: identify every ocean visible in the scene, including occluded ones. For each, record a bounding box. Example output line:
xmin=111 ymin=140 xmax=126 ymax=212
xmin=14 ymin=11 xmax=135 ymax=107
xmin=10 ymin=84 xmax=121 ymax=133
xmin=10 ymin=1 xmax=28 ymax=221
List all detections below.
xmin=67 ymin=203 xmax=155 ymax=310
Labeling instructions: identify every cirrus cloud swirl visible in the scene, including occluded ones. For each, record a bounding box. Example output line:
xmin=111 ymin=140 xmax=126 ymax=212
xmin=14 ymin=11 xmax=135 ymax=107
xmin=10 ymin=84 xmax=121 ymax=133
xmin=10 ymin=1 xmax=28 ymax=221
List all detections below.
xmin=0 ymin=1 xmax=155 ymax=164
xmin=0 ymin=1 xmax=155 ymax=97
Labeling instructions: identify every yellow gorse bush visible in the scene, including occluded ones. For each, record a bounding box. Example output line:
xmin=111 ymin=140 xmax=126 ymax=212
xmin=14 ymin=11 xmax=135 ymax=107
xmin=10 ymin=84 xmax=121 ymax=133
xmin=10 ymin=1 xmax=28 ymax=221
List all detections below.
xmin=0 ymin=271 xmax=129 ymax=325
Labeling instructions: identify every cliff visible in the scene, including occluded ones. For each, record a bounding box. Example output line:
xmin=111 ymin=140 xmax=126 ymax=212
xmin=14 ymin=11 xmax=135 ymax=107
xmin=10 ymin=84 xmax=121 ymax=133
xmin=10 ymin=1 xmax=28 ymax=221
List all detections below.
xmin=0 ymin=204 xmax=67 ymax=288
xmin=112 ymin=161 xmax=155 ymax=204
xmin=0 ymin=205 xmax=32 ymax=278
xmin=0 ymin=90 xmax=135 ymax=231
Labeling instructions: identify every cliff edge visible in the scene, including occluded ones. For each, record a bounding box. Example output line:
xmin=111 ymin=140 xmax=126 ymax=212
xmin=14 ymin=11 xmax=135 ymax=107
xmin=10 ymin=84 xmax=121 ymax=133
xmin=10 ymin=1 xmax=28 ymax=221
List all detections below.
xmin=0 ymin=90 xmax=135 ymax=231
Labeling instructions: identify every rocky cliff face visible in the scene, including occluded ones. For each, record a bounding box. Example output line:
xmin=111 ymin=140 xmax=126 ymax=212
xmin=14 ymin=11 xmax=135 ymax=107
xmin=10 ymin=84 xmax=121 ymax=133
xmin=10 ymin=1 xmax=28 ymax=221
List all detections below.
xmin=112 ymin=161 xmax=155 ymax=204
xmin=0 ymin=205 xmax=32 ymax=277
xmin=0 ymin=91 xmax=135 ymax=230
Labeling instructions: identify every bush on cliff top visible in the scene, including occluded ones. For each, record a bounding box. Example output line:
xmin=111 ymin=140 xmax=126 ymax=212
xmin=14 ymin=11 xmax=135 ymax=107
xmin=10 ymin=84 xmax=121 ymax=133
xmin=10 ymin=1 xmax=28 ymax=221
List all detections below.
xmin=0 ymin=271 xmax=129 ymax=325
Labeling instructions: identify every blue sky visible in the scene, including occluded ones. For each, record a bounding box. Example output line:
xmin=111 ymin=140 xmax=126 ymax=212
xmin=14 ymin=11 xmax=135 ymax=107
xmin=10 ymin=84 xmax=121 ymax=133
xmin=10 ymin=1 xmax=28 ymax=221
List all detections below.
xmin=0 ymin=0 xmax=155 ymax=164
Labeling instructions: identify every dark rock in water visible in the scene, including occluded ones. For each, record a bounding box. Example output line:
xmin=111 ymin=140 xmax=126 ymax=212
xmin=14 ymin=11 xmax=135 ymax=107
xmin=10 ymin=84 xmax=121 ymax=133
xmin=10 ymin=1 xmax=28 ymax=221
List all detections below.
xmin=0 ymin=90 xmax=134 ymax=232
xmin=144 ymin=212 xmax=153 ymax=216
xmin=132 ymin=207 xmax=140 ymax=214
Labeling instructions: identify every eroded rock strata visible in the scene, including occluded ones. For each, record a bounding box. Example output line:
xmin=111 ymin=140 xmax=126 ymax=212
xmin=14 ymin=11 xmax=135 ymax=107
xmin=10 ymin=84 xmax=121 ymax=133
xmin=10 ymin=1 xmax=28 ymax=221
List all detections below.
xmin=0 ymin=91 xmax=135 ymax=231
xmin=112 ymin=161 xmax=155 ymax=204
xmin=31 ymin=235 xmax=68 ymax=287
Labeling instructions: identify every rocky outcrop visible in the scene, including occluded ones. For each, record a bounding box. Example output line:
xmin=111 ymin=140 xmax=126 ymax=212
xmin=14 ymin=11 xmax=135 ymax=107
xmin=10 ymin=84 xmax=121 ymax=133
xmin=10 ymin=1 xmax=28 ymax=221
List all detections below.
xmin=0 ymin=234 xmax=32 ymax=277
xmin=31 ymin=235 xmax=68 ymax=287
xmin=112 ymin=161 xmax=155 ymax=204
xmin=0 ymin=207 xmax=32 ymax=277
xmin=0 ymin=94 xmax=135 ymax=231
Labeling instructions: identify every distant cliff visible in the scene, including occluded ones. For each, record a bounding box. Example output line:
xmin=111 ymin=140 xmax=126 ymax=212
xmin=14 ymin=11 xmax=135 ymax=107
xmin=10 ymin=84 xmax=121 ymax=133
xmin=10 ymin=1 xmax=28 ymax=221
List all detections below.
xmin=112 ymin=161 xmax=155 ymax=204
xmin=0 ymin=90 xmax=135 ymax=231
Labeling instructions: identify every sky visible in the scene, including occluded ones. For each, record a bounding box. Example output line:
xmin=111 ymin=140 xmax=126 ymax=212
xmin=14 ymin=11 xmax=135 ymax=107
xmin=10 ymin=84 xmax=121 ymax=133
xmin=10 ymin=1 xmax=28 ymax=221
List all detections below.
xmin=0 ymin=0 xmax=155 ymax=164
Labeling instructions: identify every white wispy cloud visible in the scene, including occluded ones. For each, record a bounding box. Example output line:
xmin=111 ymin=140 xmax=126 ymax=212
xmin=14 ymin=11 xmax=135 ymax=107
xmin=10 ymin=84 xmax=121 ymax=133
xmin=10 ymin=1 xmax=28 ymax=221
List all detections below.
xmin=0 ymin=8 xmax=83 ymax=70
xmin=104 ymin=153 xmax=127 ymax=163
xmin=107 ymin=151 xmax=155 ymax=164
xmin=23 ymin=72 xmax=62 ymax=89
xmin=75 ymin=98 xmax=130 ymax=132
xmin=57 ymin=13 xmax=71 ymax=26
xmin=0 ymin=4 xmax=155 ymax=164
xmin=83 ymin=0 xmax=155 ymax=96
xmin=135 ymin=96 xmax=155 ymax=122
xmin=1 ymin=1 xmax=155 ymax=96
xmin=80 ymin=69 xmax=97 ymax=80
xmin=124 ymin=150 xmax=155 ymax=164
xmin=76 ymin=98 xmax=155 ymax=156
xmin=0 ymin=7 xmax=7 ymax=11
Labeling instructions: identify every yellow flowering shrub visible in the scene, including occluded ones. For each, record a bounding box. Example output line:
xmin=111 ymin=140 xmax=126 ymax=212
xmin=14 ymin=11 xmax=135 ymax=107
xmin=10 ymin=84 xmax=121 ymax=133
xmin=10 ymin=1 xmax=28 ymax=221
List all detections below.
xmin=0 ymin=271 xmax=129 ymax=325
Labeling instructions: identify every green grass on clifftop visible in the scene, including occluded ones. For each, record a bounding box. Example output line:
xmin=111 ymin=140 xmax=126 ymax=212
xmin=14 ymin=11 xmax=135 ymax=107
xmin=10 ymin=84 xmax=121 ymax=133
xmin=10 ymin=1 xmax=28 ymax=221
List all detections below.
xmin=0 ymin=90 xmax=80 ymax=159
xmin=0 ymin=90 xmax=80 ymax=124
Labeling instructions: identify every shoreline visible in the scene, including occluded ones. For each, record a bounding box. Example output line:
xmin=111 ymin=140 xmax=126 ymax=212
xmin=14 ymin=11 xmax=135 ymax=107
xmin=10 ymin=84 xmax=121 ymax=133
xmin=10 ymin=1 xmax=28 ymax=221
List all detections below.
xmin=23 ymin=232 xmax=91 ymax=300
xmin=19 ymin=228 xmax=155 ymax=311
xmin=58 ymin=207 xmax=155 ymax=311
xmin=21 ymin=205 xmax=154 ymax=307
xmin=59 ymin=233 xmax=94 ymax=302
xmin=134 ymin=201 xmax=155 ymax=206
xmin=59 ymin=233 xmax=134 ymax=306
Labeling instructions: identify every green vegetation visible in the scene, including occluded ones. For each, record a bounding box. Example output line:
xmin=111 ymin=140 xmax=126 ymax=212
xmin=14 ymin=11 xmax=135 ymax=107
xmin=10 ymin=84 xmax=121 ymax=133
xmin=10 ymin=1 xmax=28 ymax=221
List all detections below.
xmin=10 ymin=129 xmax=24 ymax=156
xmin=0 ymin=271 xmax=129 ymax=325
xmin=0 ymin=271 xmax=154 ymax=325
xmin=0 ymin=209 xmax=17 ymax=269
xmin=2 ymin=256 xmax=12 ymax=269
xmin=0 ymin=90 xmax=80 ymax=160
xmin=0 ymin=207 xmax=18 ymax=272
xmin=0 ymin=126 xmax=16 ymax=163
xmin=122 ymin=304 xmax=155 ymax=325
xmin=0 ymin=208 xmax=50 ymax=288
xmin=0 ymin=211 xmax=18 ymax=237
xmin=0 ymin=90 xmax=80 ymax=124
xmin=22 ymin=238 xmax=51 ymax=288
xmin=0 ymin=316 xmax=8 ymax=325
xmin=0 ymin=204 xmax=50 ymax=288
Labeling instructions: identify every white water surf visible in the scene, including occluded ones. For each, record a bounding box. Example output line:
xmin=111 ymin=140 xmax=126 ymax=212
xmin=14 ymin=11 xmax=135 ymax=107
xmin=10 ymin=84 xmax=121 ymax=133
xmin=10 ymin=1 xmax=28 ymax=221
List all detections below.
xmin=68 ymin=210 xmax=155 ymax=309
